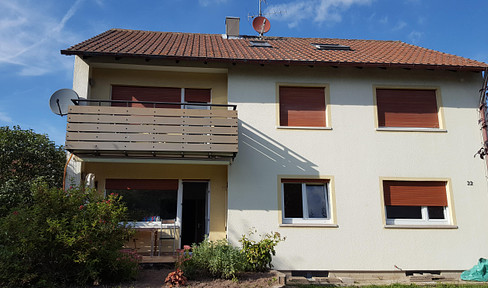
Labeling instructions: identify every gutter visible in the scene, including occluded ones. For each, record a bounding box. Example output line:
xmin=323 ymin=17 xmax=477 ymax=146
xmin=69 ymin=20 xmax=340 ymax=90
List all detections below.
xmin=60 ymin=50 xmax=488 ymax=72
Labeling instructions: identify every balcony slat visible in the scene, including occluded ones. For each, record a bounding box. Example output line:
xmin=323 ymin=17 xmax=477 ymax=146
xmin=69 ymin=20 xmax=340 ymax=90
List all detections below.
xmin=68 ymin=106 xmax=237 ymax=118
xmin=66 ymin=132 xmax=238 ymax=144
xmin=67 ymin=114 xmax=238 ymax=126
xmin=66 ymin=105 xmax=239 ymax=156
xmin=65 ymin=141 xmax=238 ymax=152
xmin=66 ymin=123 xmax=238 ymax=134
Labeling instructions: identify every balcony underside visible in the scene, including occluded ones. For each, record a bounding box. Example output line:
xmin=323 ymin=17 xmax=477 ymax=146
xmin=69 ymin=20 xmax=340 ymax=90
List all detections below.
xmin=66 ymin=105 xmax=238 ymax=161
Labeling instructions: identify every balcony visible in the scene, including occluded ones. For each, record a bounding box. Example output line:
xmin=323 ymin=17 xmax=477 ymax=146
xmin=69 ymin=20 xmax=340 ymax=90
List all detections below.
xmin=65 ymin=100 xmax=238 ymax=161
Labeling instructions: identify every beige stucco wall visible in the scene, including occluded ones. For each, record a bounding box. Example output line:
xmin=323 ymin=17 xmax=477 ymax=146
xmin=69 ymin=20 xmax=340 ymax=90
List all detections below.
xmin=226 ymin=65 xmax=488 ymax=271
xmin=73 ymin=56 xmax=90 ymax=99
xmin=67 ymin=56 xmax=91 ymax=187
xmin=89 ymin=67 xmax=227 ymax=105
xmin=83 ymin=162 xmax=228 ymax=241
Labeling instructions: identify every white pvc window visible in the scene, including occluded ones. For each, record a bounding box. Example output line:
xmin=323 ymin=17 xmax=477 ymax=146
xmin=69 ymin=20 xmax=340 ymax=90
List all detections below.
xmin=385 ymin=205 xmax=449 ymax=225
xmin=282 ymin=182 xmax=331 ymax=224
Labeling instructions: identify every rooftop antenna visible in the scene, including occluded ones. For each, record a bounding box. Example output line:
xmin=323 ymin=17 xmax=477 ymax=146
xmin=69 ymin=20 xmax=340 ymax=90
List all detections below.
xmin=248 ymin=0 xmax=282 ymax=37
xmin=258 ymin=0 xmax=265 ymax=16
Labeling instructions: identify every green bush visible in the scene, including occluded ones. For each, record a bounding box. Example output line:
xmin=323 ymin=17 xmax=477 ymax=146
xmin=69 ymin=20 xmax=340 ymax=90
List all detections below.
xmin=240 ymin=229 xmax=285 ymax=272
xmin=0 ymin=182 xmax=138 ymax=287
xmin=0 ymin=126 xmax=65 ymax=217
xmin=182 ymin=237 xmax=247 ymax=280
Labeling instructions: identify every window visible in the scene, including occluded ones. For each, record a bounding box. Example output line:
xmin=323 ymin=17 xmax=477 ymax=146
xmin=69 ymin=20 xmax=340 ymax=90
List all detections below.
xmin=279 ymin=86 xmax=326 ymax=127
xmin=111 ymin=86 xmax=181 ymax=108
xmin=376 ymin=88 xmax=439 ymax=128
xmin=250 ymin=40 xmax=272 ymax=48
xmin=111 ymin=86 xmax=211 ymax=109
xmin=183 ymin=88 xmax=211 ymax=110
xmin=282 ymin=179 xmax=331 ymax=224
xmin=383 ymin=180 xmax=450 ymax=225
xmin=311 ymin=43 xmax=351 ymax=50
xmin=105 ymin=179 xmax=178 ymax=222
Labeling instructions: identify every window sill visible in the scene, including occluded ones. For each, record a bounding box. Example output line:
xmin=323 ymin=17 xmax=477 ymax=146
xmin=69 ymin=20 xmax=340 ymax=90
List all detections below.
xmin=280 ymin=223 xmax=338 ymax=228
xmin=376 ymin=127 xmax=447 ymax=133
xmin=277 ymin=126 xmax=332 ymax=130
xmin=384 ymin=224 xmax=458 ymax=229
xmin=126 ymin=222 xmax=179 ymax=229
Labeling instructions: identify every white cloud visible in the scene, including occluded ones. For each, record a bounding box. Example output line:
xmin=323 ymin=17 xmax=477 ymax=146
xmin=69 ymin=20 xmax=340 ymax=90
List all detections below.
xmin=379 ymin=16 xmax=388 ymax=24
xmin=0 ymin=111 xmax=13 ymax=123
xmin=408 ymin=30 xmax=423 ymax=44
xmin=199 ymin=0 xmax=228 ymax=7
xmin=392 ymin=20 xmax=407 ymax=31
xmin=0 ymin=0 xmax=85 ymax=76
xmin=266 ymin=0 xmax=372 ymax=28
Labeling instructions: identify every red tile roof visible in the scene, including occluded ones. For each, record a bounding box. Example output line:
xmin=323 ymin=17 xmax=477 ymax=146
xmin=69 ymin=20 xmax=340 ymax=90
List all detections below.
xmin=61 ymin=29 xmax=488 ymax=71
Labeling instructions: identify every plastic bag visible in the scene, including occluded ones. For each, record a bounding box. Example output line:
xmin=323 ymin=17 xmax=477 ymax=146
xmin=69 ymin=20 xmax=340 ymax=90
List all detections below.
xmin=461 ymin=258 xmax=488 ymax=282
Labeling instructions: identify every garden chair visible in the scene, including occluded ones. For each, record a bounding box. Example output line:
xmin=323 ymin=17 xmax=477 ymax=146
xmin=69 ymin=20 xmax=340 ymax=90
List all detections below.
xmin=158 ymin=219 xmax=178 ymax=256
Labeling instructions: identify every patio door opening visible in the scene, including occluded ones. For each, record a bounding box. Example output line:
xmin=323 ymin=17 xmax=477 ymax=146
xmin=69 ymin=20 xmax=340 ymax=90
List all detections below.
xmin=181 ymin=182 xmax=208 ymax=247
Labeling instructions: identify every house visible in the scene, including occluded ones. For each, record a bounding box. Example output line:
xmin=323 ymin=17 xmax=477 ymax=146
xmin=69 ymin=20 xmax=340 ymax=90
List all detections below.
xmin=61 ymin=18 xmax=488 ymax=277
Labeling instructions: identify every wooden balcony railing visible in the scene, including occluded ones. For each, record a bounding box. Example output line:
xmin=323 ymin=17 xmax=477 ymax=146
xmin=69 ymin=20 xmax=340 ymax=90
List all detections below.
xmin=65 ymin=102 xmax=238 ymax=160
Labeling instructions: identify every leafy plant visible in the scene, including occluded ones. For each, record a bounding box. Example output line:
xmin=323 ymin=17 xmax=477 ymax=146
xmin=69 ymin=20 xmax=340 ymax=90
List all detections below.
xmin=0 ymin=183 xmax=138 ymax=287
xmin=0 ymin=126 xmax=65 ymax=217
xmin=240 ymin=229 xmax=285 ymax=272
xmin=165 ymin=268 xmax=188 ymax=287
xmin=175 ymin=245 xmax=192 ymax=269
xmin=182 ymin=237 xmax=247 ymax=280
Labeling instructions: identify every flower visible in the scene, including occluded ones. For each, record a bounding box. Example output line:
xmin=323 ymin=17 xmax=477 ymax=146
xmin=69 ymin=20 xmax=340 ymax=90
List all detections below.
xmin=79 ymin=205 xmax=84 ymax=210
xmin=12 ymin=211 xmax=19 ymax=215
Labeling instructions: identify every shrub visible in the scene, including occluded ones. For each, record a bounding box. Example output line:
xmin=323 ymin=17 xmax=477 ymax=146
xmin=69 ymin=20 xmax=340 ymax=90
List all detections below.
xmin=240 ymin=229 xmax=285 ymax=272
xmin=0 ymin=126 xmax=65 ymax=217
xmin=0 ymin=182 xmax=138 ymax=287
xmin=182 ymin=237 xmax=247 ymax=280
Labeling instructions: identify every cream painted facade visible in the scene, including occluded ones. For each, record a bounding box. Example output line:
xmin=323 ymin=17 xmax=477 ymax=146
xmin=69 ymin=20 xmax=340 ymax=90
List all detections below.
xmin=69 ymin=55 xmax=488 ymax=272
xmin=226 ymin=65 xmax=488 ymax=271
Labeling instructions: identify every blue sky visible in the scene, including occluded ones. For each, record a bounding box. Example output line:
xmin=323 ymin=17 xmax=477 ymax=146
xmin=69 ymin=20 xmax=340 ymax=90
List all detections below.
xmin=0 ymin=0 xmax=487 ymax=145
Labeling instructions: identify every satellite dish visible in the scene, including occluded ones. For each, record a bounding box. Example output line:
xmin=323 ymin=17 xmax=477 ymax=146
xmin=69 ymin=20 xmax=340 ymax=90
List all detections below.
xmin=252 ymin=16 xmax=271 ymax=35
xmin=49 ymin=89 xmax=79 ymax=116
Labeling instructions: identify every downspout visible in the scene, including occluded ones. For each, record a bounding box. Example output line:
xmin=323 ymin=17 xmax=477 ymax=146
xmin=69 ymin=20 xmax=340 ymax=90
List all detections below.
xmin=475 ymin=69 xmax=488 ymax=173
xmin=63 ymin=153 xmax=74 ymax=191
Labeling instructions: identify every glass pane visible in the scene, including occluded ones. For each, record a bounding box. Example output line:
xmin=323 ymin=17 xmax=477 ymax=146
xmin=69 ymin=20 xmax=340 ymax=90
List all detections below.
xmin=110 ymin=189 xmax=177 ymax=221
xmin=386 ymin=206 xmax=422 ymax=219
xmin=306 ymin=184 xmax=328 ymax=218
xmin=283 ymin=183 xmax=303 ymax=218
xmin=427 ymin=206 xmax=445 ymax=219
xmin=184 ymin=101 xmax=209 ymax=110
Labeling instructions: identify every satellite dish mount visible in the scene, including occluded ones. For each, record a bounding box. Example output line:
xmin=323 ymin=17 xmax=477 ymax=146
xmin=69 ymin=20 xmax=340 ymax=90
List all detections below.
xmin=49 ymin=89 xmax=79 ymax=116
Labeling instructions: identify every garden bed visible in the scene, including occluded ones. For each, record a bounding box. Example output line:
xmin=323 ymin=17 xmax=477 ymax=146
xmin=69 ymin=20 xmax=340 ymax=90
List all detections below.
xmin=108 ymin=268 xmax=282 ymax=288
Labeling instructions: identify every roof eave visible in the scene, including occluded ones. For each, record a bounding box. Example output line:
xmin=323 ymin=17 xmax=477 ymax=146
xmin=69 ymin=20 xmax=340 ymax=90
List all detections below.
xmin=60 ymin=50 xmax=488 ymax=72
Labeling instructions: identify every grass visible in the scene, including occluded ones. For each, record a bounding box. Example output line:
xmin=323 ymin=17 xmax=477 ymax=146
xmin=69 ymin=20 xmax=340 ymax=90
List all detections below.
xmin=286 ymin=285 xmax=488 ymax=288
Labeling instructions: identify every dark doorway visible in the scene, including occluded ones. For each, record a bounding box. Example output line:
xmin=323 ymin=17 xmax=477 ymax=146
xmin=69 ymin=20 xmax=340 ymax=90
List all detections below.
xmin=181 ymin=182 xmax=208 ymax=247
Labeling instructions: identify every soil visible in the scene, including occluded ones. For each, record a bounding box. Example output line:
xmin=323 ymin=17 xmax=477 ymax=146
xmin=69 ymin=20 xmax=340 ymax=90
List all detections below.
xmin=109 ymin=267 xmax=282 ymax=288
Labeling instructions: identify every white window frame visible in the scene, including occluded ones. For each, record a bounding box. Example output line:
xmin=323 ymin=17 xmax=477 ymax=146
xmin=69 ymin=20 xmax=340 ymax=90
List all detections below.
xmin=385 ymin=206 xmax=450 ymax=226
xmin=281 ymin=182 xmax=332 ymax=224
xmin=181 ymin=88 xmax=211 ymax=110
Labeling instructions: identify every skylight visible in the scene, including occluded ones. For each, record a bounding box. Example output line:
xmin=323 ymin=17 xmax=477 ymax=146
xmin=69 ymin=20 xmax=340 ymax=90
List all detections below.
xmin=312 ymin=43 xmax=352 ymax=51
xmin=250 ymin=40 xmax=272 ymax=48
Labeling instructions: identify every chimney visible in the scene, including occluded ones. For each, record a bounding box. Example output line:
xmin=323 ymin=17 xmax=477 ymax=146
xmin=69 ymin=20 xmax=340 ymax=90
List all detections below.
xmin=225 ymin=17 xmax=240 ymax=38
